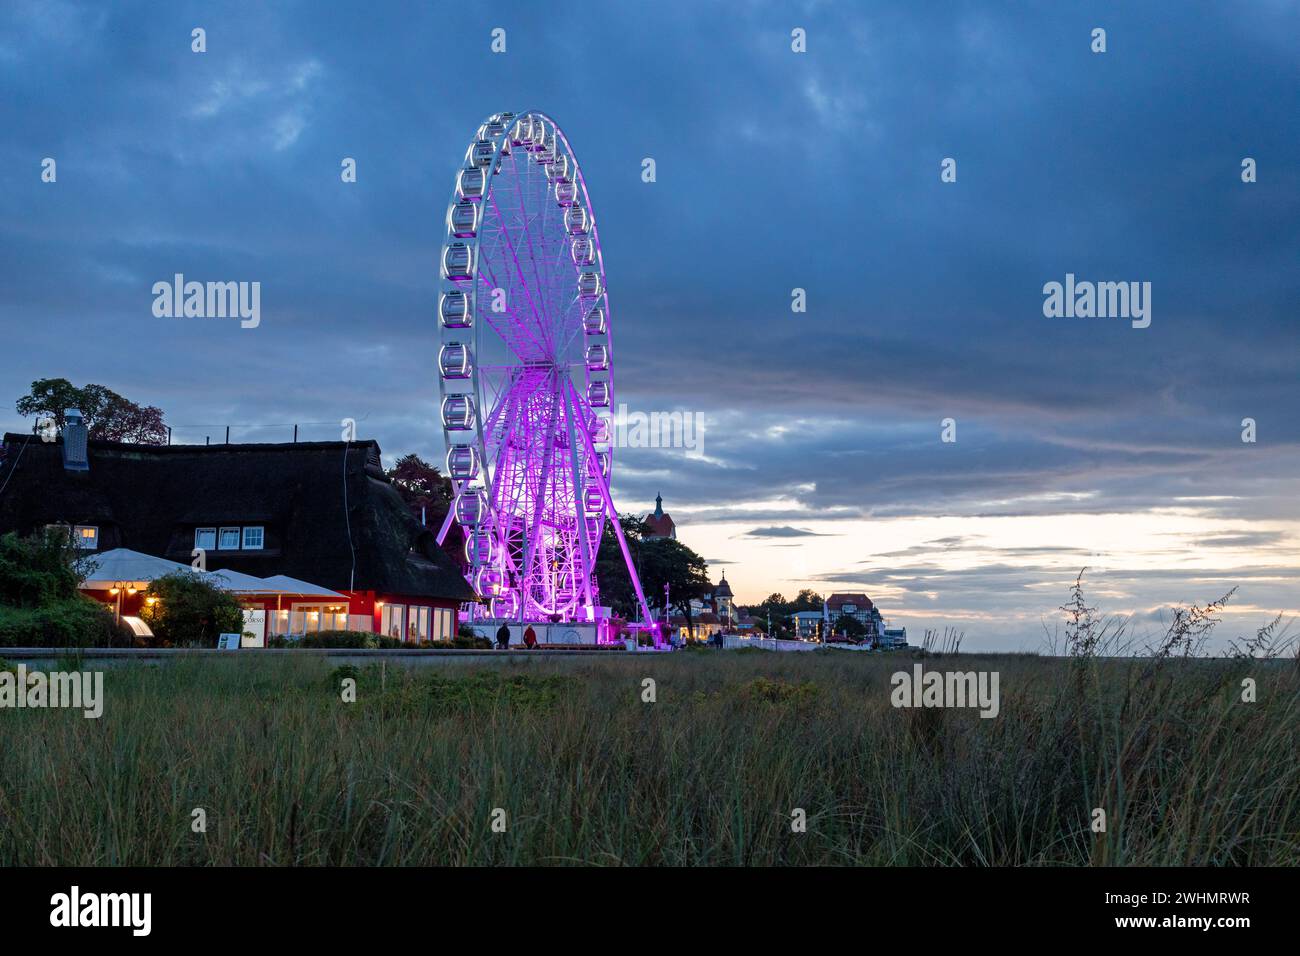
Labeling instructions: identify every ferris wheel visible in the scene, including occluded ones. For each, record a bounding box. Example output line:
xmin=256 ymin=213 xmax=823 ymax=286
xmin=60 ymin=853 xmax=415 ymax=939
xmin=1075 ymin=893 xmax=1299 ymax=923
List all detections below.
xmin=435 ymin=110 xmax=653 ymax=629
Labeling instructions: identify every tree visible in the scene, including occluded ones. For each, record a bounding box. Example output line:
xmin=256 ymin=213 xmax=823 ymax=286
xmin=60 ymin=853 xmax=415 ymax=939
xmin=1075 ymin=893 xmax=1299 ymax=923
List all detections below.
xmin=385 ymin=453 xmax=462 ymax=566
xmin=15 ymin=378 xmax=167 ymax=444
xmin=751 ymin=592 xmax=797 ymax=638
xmin=789 ymin=589 xmax=824 ymax=612
xmin=593 ymin=514 xmax=711 ymax=630
xmin=139 ymin=572 xmax=244 ymax=648
xmin=0 ymin=529 xmax=86 ymax=609
xmin=593 ymin=514 xmax=650 ymax=619
xmin=833 ymin=613 xmax=868 ymax=643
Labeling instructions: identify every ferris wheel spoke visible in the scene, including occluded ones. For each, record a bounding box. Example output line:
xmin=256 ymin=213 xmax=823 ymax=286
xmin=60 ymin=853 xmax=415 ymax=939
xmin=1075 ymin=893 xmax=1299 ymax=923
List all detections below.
xmin=485 ymin=188 xmax=552 ymax=357
xmin=511 ymin=156 xmax=560 ymax=355
xmin=476 ymin=238 xmax=550 ymax=363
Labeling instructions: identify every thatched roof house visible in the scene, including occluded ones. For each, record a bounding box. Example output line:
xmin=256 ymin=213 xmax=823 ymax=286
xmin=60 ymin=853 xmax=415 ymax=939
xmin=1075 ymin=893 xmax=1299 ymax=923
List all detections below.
xmin=0 ymin=429 xmax=475 ymax=641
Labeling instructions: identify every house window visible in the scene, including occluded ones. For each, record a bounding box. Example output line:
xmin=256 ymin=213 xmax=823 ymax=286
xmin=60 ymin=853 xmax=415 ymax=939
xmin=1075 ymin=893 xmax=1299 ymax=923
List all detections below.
xmin=408 ymin=606 xmax=430 ymax=642
xmin=380 ymin=604 xmax=406 ymax=640
xmin=219 ymin=527 xmax=241 ymax=550
xmin=290 ymin=603 xmax=348 ymax=633
xmin=433 ymin=607 xmax=454 ymax=642
xmin=195 ymin=527 xmax=217 ymax=551
xmin=242 ymin=526 xmax=264 ymax=550
xmin=73 ymin=525 xmax=98 ymax=550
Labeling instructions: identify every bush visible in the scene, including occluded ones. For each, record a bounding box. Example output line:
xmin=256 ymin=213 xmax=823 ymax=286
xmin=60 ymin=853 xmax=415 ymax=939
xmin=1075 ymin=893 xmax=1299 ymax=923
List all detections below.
xmin=270 ymin=629 xmax=492 ymax=650
xmin=0 ymin=596 xmax=121 ymax=648
xmin=139 ymin=572 xmax=244 ymax=648
xmin=0 ymin=530 xmax=87 ymax=609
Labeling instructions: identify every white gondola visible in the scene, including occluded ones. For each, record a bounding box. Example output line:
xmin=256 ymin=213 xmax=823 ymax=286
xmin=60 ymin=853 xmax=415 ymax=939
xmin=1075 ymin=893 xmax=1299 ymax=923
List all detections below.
xmin=583 ymin=486 xmax=604 ymax=514
xmin=571 ymin=236 xmax=596 ymax=266
xmin=455 ymin=490 xmax=489 ymax=526
xmin=583 ymin=306 xmax=606 ymax=335
xmin=585 ymin=343 xmax=609 ymax=371
xmin=511 ymin=116 xmax=538 ymax=146
xmin=555 ymin=180 xmax=578 ymax=206
xmin=526 ymin=118 xmax=549 ymax=151
xmin=439 ymin=342 xmax=472 ymax=379
xmin=587 ymin=380 xmax=610 ymax=407
xmin=466 ymin=530 xmax=495 ymax=565
xmin=589 ymin=415 xmax=610 ymax=444
xmin=490 ymin=592 xmax=519 ymax=619
xmin=547 ymin=153 xmax=570 ymax=183
xmin=457 ymin=166 xmax=486 ymax=201
xmin=446 ymin=444 xmax=480 ymax=481
xmin=533 ymin=133 xmax=556 ymax=165
xmin=587 ymin=450 xmax=611 ymax=478
xmin=565 ymin=205 xmax=591 ymax=235
xmin=470 ymin=139 xmax=495 ymax=168
xmin=442 ymin=242 xmax=474 ymax=281
xmin=441 ymin=394 xmax=475 ymax=430
xmin=448 ymin=201 xmax=480 ymax=238
xmin=440 ymin=290 xmax=472 ymax=328
xmin=475 ymin=567 xmax=504 ymax=598
xmin=578 ymin=271 xmax=603 ymax=298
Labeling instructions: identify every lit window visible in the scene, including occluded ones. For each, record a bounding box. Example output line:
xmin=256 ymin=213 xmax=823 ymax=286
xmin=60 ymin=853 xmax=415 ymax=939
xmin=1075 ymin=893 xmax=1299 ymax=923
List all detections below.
xmin=242 ymin=526 xmax=264 ymax=550
xmin=409 ymin=606 xmax=431 ymax=642
xmin=195 ymin=527 xmax=216 ymax=551
xmin=73 ymin=525 xmax=98 ymax=550
xmin=218 ymin=527 xmax=241 ymax=550
xmin=380 ymin=604 xmax=406 ymax=640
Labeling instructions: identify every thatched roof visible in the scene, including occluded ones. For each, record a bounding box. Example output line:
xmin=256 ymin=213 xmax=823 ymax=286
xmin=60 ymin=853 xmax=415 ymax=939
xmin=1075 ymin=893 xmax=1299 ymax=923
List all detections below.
xmin=0 ymin=432 xmax=475 ymax=602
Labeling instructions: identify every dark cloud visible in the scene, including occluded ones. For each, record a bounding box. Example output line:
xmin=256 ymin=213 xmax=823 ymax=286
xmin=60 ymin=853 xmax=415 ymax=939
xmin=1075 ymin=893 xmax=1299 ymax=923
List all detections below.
xmin=1 ymin=1 xmax=1297 ymax=650
xmin=740 ymin=526 xmax=836 ymax=539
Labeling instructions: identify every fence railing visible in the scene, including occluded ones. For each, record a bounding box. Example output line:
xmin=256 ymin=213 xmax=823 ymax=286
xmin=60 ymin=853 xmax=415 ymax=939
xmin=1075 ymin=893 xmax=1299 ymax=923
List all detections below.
xmin=722 ymin=635 xmax=821 ymax=652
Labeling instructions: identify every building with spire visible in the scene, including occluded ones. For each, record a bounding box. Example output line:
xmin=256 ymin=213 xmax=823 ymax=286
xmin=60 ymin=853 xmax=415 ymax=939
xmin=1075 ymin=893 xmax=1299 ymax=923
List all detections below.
xmin=643 ymin=492 xmax=676 ymax=540
xmin=712 ymin=572 xmax=733 ymax=622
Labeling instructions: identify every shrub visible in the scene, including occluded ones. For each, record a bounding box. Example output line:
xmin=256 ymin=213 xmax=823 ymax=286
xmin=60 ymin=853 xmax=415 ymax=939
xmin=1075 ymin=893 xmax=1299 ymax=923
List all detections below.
xmin=139 ymin=572 xmax=244 ymax=648
xmin=295 ymin=630 xmax=375 ymax=649
xmin=272 ymin=629 xmax=492 ymax=650
xmin=0 ymin=597 xmax=120 ymax=648
xmin=0 ymin=530 xmax=87 ymax=609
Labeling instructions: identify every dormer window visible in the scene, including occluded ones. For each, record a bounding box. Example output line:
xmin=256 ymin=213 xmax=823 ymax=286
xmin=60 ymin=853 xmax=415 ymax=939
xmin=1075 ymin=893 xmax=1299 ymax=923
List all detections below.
xmin=242 ymin=526 xmax=264 ymax=550
xmin=73 ymin=525 xmax=98 ymax=550
xmin=195 ymin=527 xmax=217 ymax=551
xmin=219 ymin=527 xmax=241 ymax=550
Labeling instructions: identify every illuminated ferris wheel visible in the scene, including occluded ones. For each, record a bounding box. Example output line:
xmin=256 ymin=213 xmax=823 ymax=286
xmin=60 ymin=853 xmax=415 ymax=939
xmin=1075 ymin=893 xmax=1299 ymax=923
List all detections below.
xmin=435 ymin=110 xmax=653 ymax=628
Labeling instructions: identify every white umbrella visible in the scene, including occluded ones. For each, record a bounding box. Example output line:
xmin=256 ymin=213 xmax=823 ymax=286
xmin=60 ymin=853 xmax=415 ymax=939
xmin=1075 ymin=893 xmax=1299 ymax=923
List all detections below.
xmin=256 ymin=574 xmax=347 ymax=598
xmin=202 ymin=567 xmax=277 ymax=594
xmin=79 ymin=548 xmax=192 ymax=589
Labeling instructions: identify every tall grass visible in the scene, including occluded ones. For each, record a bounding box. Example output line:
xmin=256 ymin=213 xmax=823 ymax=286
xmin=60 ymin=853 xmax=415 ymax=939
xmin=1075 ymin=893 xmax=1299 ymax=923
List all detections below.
xmin=1 ymin=645 xmax=1296 ymax=865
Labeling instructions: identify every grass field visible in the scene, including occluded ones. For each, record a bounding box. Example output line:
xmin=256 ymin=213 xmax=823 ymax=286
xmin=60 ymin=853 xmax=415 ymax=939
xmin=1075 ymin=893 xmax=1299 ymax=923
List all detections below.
xmin=1 ymin=649 xmax=1297 ymax=866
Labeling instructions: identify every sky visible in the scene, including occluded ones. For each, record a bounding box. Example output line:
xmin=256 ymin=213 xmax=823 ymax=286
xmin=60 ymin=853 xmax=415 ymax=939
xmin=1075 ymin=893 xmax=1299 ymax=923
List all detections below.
xmin=1 ymin=0 xmax=1297 ymax=651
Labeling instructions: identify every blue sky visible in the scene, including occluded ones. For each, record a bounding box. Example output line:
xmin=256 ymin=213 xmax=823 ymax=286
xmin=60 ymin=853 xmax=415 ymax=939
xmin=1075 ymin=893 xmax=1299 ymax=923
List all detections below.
xmin=1 ymin=0 xmax=1297 ymax=649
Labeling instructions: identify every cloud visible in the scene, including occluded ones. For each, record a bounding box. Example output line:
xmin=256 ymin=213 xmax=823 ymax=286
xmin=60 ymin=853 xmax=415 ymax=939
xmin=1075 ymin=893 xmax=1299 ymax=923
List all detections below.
xmin=740 ymin=526 xmax=837 ymax=539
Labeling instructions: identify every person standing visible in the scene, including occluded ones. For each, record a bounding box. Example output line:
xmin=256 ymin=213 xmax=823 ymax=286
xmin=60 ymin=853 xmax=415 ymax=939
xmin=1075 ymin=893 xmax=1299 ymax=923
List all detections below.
xmin=523 ymin=625 xmax=538 ymax=649
xmin=495 ymin=623 xmax=510 ymax=650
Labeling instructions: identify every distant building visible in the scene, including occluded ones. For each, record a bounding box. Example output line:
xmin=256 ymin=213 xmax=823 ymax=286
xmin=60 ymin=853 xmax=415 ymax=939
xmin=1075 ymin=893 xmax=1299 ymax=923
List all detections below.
xmin=792 ymin=610 xmax=822 ymax=639
xmin=643 ymin=492 xmax=676 ymax=540
xmin=680 ymin=571 xmax=737 ymax=640
xmin=880 ymin=626 xmax=909 ymax=649
xmin=709 ymin=572 xmax=733 ymax=621
xmin=824 ymin=592 xmax=884 ymax=643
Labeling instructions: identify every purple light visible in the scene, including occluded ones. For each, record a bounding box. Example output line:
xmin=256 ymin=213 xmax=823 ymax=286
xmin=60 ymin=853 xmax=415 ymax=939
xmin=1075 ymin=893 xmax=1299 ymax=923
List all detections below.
xmin=437 ymin=111 xmax=657 ymax=640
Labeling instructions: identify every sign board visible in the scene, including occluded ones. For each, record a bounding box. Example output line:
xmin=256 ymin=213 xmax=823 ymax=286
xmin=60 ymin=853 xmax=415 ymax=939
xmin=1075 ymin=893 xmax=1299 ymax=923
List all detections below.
xmin=216 ymin=633 xmax=242 ymax=650
xmin=241 ymin=609 xmax=266 ymax=648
